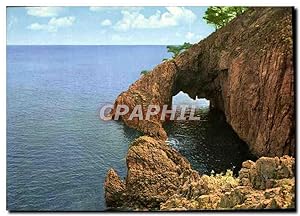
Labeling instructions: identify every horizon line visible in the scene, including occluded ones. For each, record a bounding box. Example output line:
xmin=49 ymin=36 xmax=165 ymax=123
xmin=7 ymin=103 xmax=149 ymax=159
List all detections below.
xmin=6 ymin=44 xmax=182 ymax=46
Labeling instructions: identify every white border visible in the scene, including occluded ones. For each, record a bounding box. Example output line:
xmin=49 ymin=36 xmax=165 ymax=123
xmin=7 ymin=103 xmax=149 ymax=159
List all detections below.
xmin=1 ymin=0 xmax=299 ymax=215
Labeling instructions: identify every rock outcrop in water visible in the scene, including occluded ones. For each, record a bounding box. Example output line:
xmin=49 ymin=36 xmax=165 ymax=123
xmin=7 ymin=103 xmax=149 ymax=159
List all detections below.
xmin=105 ymin=136 xmax=194 ymax=209
xmin=105 ymin=136 xmax=295 ymax=210
xmin=111 ymin=7 xmax=294 ymax=157
xmin=104 ymin=7 xmax=295 ymax=211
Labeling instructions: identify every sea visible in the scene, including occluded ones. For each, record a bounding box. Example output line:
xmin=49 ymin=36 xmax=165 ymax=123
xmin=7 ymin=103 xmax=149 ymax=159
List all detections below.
xmin=7 ymin=45 xmax=254 ymax=211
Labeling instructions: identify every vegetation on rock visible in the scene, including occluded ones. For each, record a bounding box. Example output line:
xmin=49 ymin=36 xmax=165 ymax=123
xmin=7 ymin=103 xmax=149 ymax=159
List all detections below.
xmin=164 ymin=42 xmax=193 ymax=60
xmin=141 ymin=6 xmax=248 ymax=77
xmin=203 ymin=6 xmax=248 ymax=29
xmin=140 ymin=70 xmax=149 ymax=75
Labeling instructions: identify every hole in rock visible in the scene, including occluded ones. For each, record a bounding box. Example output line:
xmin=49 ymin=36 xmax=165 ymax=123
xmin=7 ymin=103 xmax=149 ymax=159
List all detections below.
xmin=172 ymin=91 xmax=210 ymax=109
xmin=164 ymin=91 xmax=256 ymax=175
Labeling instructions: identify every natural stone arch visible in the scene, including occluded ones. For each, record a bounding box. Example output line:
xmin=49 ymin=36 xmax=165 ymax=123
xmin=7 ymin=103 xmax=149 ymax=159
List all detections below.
xmin=111 ymin=7 xmax=294 ymax=157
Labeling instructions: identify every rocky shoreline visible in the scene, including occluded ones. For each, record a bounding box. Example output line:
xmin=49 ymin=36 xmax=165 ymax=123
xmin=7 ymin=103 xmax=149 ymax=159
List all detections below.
xmin=105 ymin=136 xmax=295 ymax=210
xmin=104 ymin=7 xmax=295 ymax=211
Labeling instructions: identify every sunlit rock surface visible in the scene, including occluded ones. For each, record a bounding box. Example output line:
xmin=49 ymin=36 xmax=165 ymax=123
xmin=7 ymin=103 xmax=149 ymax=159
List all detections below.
xmin=111 ymin=7 xmax=294 ymax=157
xmin=105 ymin=136 xmax=295 ymax=210
xmin=105 ymin=7 xmax=295 ymax=211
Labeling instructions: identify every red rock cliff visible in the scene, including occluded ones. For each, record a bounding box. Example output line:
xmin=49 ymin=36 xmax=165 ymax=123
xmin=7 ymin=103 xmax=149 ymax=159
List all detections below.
xmin=112 ymin=7 xmax=294 ymax=157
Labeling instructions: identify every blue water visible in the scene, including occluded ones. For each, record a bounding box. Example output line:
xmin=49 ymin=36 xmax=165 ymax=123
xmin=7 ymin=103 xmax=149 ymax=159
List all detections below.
xmin=7 ymin=45 xmax=170 ymax=211
xmin=7 ymin=45 xmax=253 ymax=211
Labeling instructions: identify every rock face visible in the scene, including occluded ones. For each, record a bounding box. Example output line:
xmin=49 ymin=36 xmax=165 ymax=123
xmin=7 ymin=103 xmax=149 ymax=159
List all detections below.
xmin=105 ymin=136 xmax=198 ymax=210
xmin=105 ymin=136 xmax=295 ymax=210
xmin=104 ymin=7 xmax=295 ymax=211
xmin=112 ymin=62 xmax=177 ymax=140
xmin=112 ymin=7 xmax=295 ymax=157
xmin=104 ymin=169 xmax=126 ymax=207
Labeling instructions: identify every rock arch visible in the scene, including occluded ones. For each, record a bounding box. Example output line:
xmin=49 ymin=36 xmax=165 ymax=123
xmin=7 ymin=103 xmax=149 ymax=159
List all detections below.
xmin=111 ymin=7 xmax=294 ymax=157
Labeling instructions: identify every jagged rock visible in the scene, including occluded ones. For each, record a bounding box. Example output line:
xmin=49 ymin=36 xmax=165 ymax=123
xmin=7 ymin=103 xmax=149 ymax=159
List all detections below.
xmin=104 ymin=135 xmax=295 ymax=211
xmin=104 ymin=136 xmax=198 ymax=209
xmin=160 ymin=156 xmax=295 ymax=210
xmin=111 ymin=62 xmax=177 ymax=140
xmin=104 ymin=168 xmax=126 ymax=207
xmin=239 ymin=156 xmax=295 ymax=190
xmin=125 ymin=136 xmax=194 ymax=209
xmin=111 ymin=7 xmax=294 ymax=157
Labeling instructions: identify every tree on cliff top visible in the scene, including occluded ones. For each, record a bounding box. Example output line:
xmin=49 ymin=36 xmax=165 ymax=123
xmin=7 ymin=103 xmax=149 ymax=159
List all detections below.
xmin=162 ymin=42 xmax=193 ymax=61
xmin=203 ymin=6 xmax=247 ymax=29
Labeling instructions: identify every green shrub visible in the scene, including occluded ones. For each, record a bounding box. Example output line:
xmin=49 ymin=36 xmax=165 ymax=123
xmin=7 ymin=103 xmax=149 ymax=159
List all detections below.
xmin=203 ymin=6 xmax=248 ymax=29
xmin=140 ymin=70 xmax=149 ymax=75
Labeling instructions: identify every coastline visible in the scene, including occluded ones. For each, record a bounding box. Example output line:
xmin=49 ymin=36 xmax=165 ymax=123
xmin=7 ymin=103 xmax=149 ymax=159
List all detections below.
xmin=104 ymin=7 xmax=295 ymax=210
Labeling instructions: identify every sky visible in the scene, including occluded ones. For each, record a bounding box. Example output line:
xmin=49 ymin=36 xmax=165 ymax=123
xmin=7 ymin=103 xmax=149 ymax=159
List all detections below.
xmin=7 ymin=6 xmax=215 ymax=45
